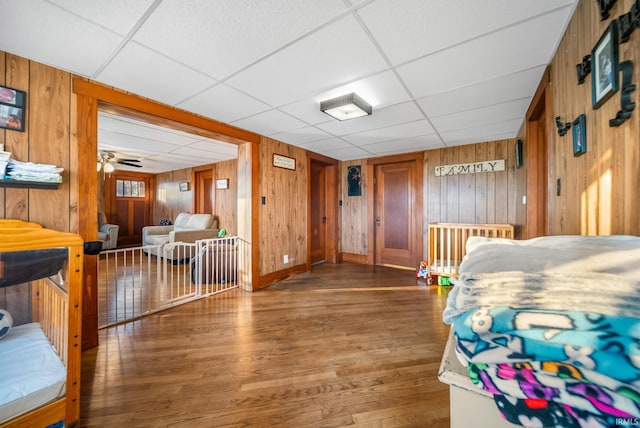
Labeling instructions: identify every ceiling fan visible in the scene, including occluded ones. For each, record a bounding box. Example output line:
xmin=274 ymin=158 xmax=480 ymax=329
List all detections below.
xmin=97 ymin=151 xmax=143 ymax=172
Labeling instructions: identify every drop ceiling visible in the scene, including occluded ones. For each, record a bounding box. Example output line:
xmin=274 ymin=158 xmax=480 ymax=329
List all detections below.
xmin=0 ymin=0 xmax=577 ymax=172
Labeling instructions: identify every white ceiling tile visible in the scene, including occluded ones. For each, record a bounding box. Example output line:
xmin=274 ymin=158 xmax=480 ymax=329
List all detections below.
xmin=323 ymin=146 xmax=376 ymax=161
xmin=431 ymin=99 xmax=530 ymax=133
xmin=418 ymin=66 xmax=545 ymax=118
xmin=397 ymin=9 xmax=571 ymax=98
xmin=270 ymin=127 xmax=333 ymax=146
xmin=99 ymin=129 xmax=182 ymax=154
xmin=99 ymin=113 xmax=199 ymax=145
xmin=0 ymin=0 xmax=123 ymax=77
xmin=359 ymin=0 xmax=574 ymax=65
xmin=169 ymin=146 xmax=233 ymax=161
xmin=366 ymin=135 xmax=445 ymax=156
xmin=226 ymin=15 xmax=388 ymax=106
xmin=343 ymin=120 xmax=435 ymax=146
xmin=132 ymin=0 xmax=348 ymax=79
xmin=186 ymin=140 xmax=239 ymax=157
xmin=280 ymin=70 xmax=412 ymax=125
xmin=232 ymin=110 xmax=307 ymax=136
xmin=97 ymin=42 xmax=217 ymax=105
xmin=178 ymin=83 xmax=272 ymax=124
xmin=299 ymin=138 xmax=354 ymax=152
xmin=440 ymin=118 xmax=522 ymax=146
xmin=50 ymin=0 xmax=156 ymax=35
xmin=317 ymin=102 xmax=424 ymax=137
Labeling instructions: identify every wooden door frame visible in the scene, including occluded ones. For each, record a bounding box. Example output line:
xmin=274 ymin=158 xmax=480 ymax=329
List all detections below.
xmin=525 ymin=67 xmax=552 ymax=238
xmin=73 ymin=79 xmax=260 ymax=350
xmin=192 ymin=164 xmax=215 ymax=214
xmin=366 ymin=152 xmax=423 ymax=266
xmin=306 ymin=152 xmax=339 ymax=269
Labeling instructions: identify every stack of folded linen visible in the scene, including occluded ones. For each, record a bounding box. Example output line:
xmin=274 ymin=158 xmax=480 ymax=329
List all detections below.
xmin=444 ymin=235 xmax=640 ymax=428
xmin=0 ymin=151 xmax=11 ymax=178
xmin=6 ymin=159 xmax=63 ymax=183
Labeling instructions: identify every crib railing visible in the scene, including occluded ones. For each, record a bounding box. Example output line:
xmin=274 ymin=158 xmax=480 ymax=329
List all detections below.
xmin=428 ymin=223 xmax=514 ymax=277
xmin=98 ymin=236 xmax=247 ymax=328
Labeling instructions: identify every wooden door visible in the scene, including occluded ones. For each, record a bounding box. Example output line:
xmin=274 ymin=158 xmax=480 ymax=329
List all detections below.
xmin=107 ymin=173 xmax=152 ymax=247
xmin=374 ymin=161 xmax=417 ymax=268
xmin=525 ymin=69 xmax=551 ymax=238
xmin=310 ymin=161 xmax=327 ymax=264
xmin=195 ymin=168 xmax=214 ymax=214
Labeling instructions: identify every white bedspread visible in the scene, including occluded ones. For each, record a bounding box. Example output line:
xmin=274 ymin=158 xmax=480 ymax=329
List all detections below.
xmin=443 ymin=235 xmax=640 ymax=323
xmin=0 ymin=322 xmax=66 ymax=423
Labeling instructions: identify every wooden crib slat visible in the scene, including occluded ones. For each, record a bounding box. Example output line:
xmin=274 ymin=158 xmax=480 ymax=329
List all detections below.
xmin=427 ymin=223 xmax=514 ymax=278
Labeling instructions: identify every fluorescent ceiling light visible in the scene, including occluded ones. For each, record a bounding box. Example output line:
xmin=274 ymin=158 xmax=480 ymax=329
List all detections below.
xmin=320 ymin=93 xmax=372 ymax=121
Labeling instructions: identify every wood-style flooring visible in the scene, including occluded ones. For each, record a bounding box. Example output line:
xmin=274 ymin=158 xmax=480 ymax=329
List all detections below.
xmin=80 ymin=263 xmax=453 ymax=427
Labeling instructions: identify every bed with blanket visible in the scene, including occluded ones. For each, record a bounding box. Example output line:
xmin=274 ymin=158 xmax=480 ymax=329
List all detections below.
xmin=440 ymin=235 xmax=640 ymax=428
xmin=0 ymin=221 xmax=83 ymax=428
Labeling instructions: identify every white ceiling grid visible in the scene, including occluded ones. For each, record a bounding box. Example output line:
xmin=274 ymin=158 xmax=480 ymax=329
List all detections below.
xmin=0 ymin=0 xmax=577 ymax=172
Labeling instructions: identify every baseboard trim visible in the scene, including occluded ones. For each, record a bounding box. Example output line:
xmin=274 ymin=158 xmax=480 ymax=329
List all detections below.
xmin=340 ymin=253 xmax=367 ymax=264
xmin=258 ymin=263 xmax=307 ymax=289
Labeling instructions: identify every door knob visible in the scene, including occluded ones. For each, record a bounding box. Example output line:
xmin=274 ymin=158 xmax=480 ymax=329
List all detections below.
xmin=322 ymin=216 xmax=327 ymax=224
xmin=375 ymin=216 xmax=381 ymax=226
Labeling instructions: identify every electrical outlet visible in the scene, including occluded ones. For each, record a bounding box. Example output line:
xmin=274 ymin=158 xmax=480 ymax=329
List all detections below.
xmin=283 ymin=255 xmax=289 ymax=264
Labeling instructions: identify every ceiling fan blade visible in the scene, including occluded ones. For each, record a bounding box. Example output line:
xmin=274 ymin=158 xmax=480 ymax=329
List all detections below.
xmin=117 ymin=160 xmax=143 ymax=168
xmin=118 ymin=158 xmax=141 ymax=162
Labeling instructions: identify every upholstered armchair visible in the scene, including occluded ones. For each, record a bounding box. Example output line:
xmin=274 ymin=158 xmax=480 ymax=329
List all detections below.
xmin=98 ymin=223 xmax=119 ymax=250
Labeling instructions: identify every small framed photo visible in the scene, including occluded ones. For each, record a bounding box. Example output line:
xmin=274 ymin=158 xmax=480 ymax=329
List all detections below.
xmin=514 ymin=140 xmax=523 ymax=168
xmin=216 ymin=178 xmax=229 ymax=189
xmin=179 ymin=182 xmax=189 ymax=192
xmin=0 ymin=85 xmax=26 ymax=132
xmin=592 ymin=21 xmax=619 ymax=109
xmin=572 ymin=114 xmax=587 ymax=156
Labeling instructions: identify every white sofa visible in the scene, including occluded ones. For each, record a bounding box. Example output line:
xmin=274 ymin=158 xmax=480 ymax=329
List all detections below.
xmin=142 ymin=213 xmax=219 ymax=261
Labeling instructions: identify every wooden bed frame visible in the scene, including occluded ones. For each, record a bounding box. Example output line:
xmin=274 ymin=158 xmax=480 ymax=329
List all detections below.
xmin=428 ymin=222 xmax=514 ymax=278
xmin=0 ymin=222 xmax=83 ymax=428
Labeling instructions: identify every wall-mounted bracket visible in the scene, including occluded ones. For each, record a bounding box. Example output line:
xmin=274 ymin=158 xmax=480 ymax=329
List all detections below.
xmin=555 ymin=116 xmax=571 ymax=136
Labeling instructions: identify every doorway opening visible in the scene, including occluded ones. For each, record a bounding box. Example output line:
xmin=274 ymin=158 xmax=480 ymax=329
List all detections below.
xmin=308 ymin=154 xmax=338 ymax=267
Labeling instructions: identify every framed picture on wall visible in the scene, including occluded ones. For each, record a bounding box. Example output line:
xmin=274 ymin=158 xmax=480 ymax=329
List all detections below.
xmin=514 ymin=140 xmax=523 ymax=168
xmin=591 ymin=21 xmax=619 ymax=109
xmin=0 ymin=85 xmax=26 ymax=132
xmin=572 ymin=114 xmax=587 ymax=156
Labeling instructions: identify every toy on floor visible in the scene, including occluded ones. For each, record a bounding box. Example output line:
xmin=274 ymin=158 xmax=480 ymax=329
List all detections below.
xmin=416 ymin=261 xmax=432 ymax=284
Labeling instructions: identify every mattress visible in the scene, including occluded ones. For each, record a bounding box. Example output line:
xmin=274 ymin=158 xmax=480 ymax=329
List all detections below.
xmin=0 ymin=322 xmax=66 ymax=423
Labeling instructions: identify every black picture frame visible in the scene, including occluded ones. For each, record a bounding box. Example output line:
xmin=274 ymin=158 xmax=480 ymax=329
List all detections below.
xmin=591 ymin=21 xmax=619 ymax=109
xmin=572 ymin=114 xmax=587 ymax=156
xmin=0 ymin=85 xmax=26 ymax=132
xmin=347 ymin=165 xmax=361 ymax=197
xmin=514 ymin=140 xmax=523 ymax=168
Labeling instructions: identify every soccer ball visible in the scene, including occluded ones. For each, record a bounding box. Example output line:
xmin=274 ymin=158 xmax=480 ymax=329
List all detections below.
xmin=0 ymin=309 xmax=13 ymax=339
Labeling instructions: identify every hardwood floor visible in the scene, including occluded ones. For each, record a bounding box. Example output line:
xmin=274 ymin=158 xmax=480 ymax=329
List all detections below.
xmin=80 ymin=263 xmax=452 ymax=427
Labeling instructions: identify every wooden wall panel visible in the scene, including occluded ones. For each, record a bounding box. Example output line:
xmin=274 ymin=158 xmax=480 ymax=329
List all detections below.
xmin=0 ymin=53 xmax=75 ymax=230
xmin=340 ymin=159 xmax=368 ymax=256
xmin=421 ymin=139 xmax=524 ymax=255
xmin=258 ymin=137 xmax=307 ymax=275
xmin=153 ymin=167 xmax=193 ymax=224
xmin=215 ymin=159 xmax=238 ymax=235
xmin=549 ymin=0 xmax=640 ymax=235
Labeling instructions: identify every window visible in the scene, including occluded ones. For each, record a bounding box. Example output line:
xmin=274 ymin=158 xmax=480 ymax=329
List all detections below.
xmin=116 ymin=180 xmax=145 ymax=198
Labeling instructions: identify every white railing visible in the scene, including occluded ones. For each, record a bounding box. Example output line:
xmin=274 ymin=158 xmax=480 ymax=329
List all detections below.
xmin=98 ymin=236 xmax=246 ymax=328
